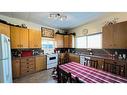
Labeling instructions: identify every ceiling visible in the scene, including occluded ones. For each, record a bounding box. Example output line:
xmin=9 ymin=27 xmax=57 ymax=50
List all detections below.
xmin=0 ymin=12 xmax=108 ymax=29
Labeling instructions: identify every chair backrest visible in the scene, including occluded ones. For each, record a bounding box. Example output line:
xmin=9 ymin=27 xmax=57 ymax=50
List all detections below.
xmin=84 ymin=58 xmax=98 ymax=69
xmin=61 ymin=72 xmax=72 ymax=83
xmin=103 ymin=61 xmax=125 ymax=77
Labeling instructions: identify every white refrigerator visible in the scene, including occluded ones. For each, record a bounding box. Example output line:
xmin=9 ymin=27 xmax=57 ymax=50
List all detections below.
xmin=0 ymin=34 xmax=12 ymax=83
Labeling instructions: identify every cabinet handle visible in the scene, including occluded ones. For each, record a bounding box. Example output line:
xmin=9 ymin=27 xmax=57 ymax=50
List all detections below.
xmin=27 ymin=71 xmax=29 ymax=72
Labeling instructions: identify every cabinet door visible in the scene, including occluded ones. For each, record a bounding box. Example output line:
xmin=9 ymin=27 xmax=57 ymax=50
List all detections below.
xmin=20 ymin=28 xmax=28 ymax=48
xmin=91 ymin=57 xmax=104 ymax=70
xmin=10 ymin=26 xmax=21 ymax=49
xmin=35 ymin=56 xmax=46 ymax=72
xmin=69 ymin=35 xmax=73 ymax=48
xmin=0 ymin=23 xmax=10 ymax=37
xmin=114 ymin=22 xmax=127 ymax=48
xmin=29 ymin=29 xmax=41 ymax=48
xmin=69 ymin=53 xmax=79 ymax=63
xmin=34 ymin=31 xmax=41 ymax=48
xmin=64 ymin=35 xmax=69 ymax=48
xmin=102 ymin=25 xmax=114 ymax=48
xmin=55 ymin=34 xmax=64 ymax=48
xmin=28 ymin=29 xmax=35 ymax=48
xmin=12 ymin=59 xmax=20 ymax=78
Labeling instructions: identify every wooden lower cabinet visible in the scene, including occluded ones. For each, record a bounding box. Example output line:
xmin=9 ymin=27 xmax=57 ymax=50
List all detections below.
xmin=91 ymin=57 xmax=105 ymax=70
xmin=20 ymin=57 xmax=35 ymax=76
xmin=35 ymin=56 xmax=46 ymax=72
xmin=69 ymin=53 xmax=80 ymax=63
xmin=12 ymin=56 xmax=46 ymax=78
xmin=12 ymin=59 xmax=20 ymax=78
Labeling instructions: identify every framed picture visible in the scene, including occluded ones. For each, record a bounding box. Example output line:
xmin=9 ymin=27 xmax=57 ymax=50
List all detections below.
xmin=41 ymin=27 xmax=54 ymax=38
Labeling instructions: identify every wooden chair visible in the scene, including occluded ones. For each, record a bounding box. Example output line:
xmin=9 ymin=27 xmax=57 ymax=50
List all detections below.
xmin=61 ymin=72 xmax=72 ymax=83
xmin=84 ymin=58 xmax=98 ymax=69
xmin=103 ymin=61 xmax=125 ymax=77
xmin=57 ymin=65 xmax=72 ymax=83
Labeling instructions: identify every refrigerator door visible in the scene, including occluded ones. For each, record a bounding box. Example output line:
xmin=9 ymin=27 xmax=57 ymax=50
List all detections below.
xmin=0 ymin=59 xmax=12 ymax=83
xmin=0 ymin=34 xmax=12 ymax=83
xmin=0 ymin=34 xmax=10 ymax=60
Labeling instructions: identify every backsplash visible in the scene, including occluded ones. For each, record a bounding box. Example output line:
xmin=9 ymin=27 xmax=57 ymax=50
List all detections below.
xmin=56 ymin=48 xmax=127 ymax=59
xmin=105 ymin=49 xmax=127 ymax=59
xmin=11 ymin=48 xmax=44 ymax=57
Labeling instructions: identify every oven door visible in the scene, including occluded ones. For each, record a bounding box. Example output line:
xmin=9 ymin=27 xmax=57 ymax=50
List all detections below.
xmin=47 ymin=56 xmax=57 ymax=64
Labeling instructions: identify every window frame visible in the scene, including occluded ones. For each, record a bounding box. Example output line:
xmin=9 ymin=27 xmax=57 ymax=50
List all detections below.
xmin=75 ymin=32 xmax=102 ymax=49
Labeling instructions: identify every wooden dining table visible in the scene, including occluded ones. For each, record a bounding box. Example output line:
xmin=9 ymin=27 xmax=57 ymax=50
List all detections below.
xmin=58 ymin=62 xmax=127 ymax=83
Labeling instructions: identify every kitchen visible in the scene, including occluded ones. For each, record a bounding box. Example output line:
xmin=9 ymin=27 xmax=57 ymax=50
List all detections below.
xmin=1 ymin=12 xmax=127 ymax=83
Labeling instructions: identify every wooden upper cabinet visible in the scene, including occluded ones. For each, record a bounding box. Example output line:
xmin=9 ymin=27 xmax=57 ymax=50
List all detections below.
xmin=114 ymin=22 xmax=127 ymax=48
xmin=0 ymin=23 xmax=10 ymax=37
xmin=28 ymin=29 xmax=41 ymax=48
xmin=55 ymin=34 xmax=64 ymax=48
xmin=34 ymin=31 xmax=41 ymax=48
xmin=64 ymin=35 xmax=73 ymax=48
xmin=102 ymin=21 xmax=127 ymax=49
xmin=10 ymin=26 xmax=21 ymax=49
xmin=68 ymin=35 xmax=73 ymax=48
xmin=102 ymin=24 xmax=114 ymax=48
xmin=64 ymin=35 xmax=69 ymax=48
xmin=28 ymin=29 xmax=35 ymax=48
xmin=20 ymin=28 xmax=28 ymax=48
xmin=10 ymin=26 xmax=28 ymax=49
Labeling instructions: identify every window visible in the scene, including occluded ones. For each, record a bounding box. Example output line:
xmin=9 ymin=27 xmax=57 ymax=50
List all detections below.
xmin=42 ymin=37 xmax=56 ymax=54
xmin=75 ymin=33 xmax=102 ymax=48
xmin=76 ymin=36 xmax=87 ymax=48
xmin=87 ymin=33 xmax=102 ymax=48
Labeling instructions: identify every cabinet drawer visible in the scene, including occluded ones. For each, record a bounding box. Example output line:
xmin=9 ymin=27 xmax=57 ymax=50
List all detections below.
xmin=21 ymin=67 xmax=35 ymax=76
xmin=21 ymin=58 xmax=27 ymax=63
xmin=21 ymin=70 xmax=31 ymax=76
xmin=21 ymin=63 xmax=34 ymax=69
xmin=27 ymin=57 xmax=34 ymax=61
xmin=21 ymin=61 xmax=34 ymax=66
xmin=21 ymin=57 xmax=34 ymax=62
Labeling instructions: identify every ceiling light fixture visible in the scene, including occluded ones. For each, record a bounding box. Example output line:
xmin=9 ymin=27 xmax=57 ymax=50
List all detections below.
xmin=48 ymin=13 xmax=67 ymax=21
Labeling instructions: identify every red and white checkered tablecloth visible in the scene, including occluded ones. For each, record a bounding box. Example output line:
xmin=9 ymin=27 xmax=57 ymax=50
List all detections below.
xmin=59 ymin=62 xmax=127 ymax=83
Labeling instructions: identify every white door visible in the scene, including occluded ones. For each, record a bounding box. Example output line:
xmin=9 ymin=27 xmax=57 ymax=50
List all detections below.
xmin=0 ymin=60 xmax=4 ymax=83
xmin=0 ymin=34 xmax=10 ymax=60
xmin=80 ymin=56 xmax=85 ymax=65
xmin=0 ymin=34 xmax=12 ymax=83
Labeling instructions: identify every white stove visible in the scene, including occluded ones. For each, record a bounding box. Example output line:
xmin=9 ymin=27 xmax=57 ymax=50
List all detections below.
xmin=46 ymin=53 xmax=58 ymax=69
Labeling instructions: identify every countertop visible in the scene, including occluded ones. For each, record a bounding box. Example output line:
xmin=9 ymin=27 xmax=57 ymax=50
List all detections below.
xmin=70 ymin=53 xmax=127 ymax=63
xmin=12 ymin=54 xmax=46 ymax=59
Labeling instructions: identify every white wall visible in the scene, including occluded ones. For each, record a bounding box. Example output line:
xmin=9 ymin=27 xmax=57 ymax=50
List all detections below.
xmin=0 ymin=15 xmax=63 ymax=32
xmin=69 ymin=12 xmax=127 ymax=37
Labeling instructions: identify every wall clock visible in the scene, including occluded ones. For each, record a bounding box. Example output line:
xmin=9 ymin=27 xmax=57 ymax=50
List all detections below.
xmin=82 ymin=29 xmax=88 ymax=35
